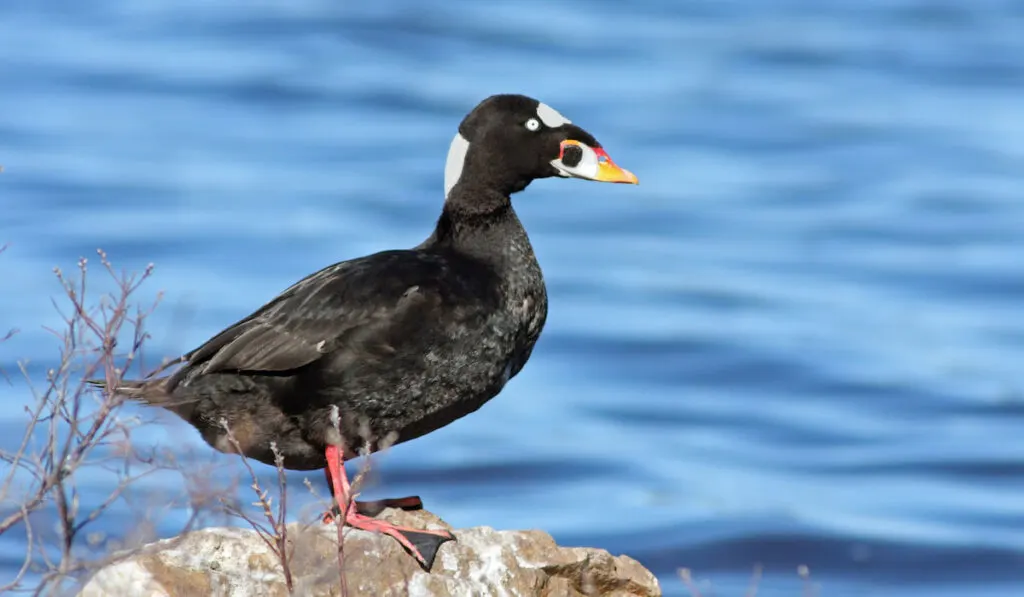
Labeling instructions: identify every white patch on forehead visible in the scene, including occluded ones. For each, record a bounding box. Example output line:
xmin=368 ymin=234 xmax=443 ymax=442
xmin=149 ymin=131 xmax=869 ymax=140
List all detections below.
xmin=444 ymin=132 xmax=470 ymax=198
xmin=536 ymin=102 xmax=570 ymax=128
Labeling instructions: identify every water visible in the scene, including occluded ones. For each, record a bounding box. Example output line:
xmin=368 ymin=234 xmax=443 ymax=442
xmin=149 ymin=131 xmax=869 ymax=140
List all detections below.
xmin=2 ymin=1 xmax=1024 ymax=595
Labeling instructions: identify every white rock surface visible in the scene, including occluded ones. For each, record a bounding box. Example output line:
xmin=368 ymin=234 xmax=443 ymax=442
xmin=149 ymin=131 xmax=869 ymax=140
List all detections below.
xmin=78 ymin=508 xmax=660 ymax=597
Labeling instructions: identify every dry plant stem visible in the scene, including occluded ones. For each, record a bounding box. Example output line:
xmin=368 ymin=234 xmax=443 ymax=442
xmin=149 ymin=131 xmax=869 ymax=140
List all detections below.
xmin=334 ymin=477 xmax=348 ymax=597
xmin=798 ymin=565 xmax=816 ymax=597
xmin=273 ymin=444 xmax=292 ymax=593
xmin=677 ymin=568 xmax=703 ymax=597
xmin=0 ymin=327 xmax=17 ymax=384
xmin=745 ymin=563 xmax=763 ymax=597
xmin=219 ymin=421 xmax=294 ymax=594
xmin=328 ymin=405 xmax=349 ymax=597
xmin=6 ymin=505 xmax=33 ymax=592
xmin=0 ymin=251 xmax=178 ymax=594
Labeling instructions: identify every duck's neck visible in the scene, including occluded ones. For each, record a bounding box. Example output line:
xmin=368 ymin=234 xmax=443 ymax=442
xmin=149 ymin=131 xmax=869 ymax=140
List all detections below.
xmin=425 ymin=185 xmax=532 ymax=268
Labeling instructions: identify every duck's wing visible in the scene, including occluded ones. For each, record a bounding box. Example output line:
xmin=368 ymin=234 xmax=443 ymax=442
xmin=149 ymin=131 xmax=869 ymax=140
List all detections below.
xmin=168 ymin=249 xmax=497 ymax=388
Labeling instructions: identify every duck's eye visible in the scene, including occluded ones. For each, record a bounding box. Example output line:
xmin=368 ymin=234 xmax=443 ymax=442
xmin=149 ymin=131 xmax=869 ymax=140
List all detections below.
xmin=524 ymin=118 xmax=541 ymax=132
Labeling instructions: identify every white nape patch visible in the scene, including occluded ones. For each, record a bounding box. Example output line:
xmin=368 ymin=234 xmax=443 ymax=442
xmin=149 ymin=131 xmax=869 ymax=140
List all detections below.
xmin=444 ymin=132 xmax=471 ymax=198
xmin=536 ymin=102 xmax=570 ymax=128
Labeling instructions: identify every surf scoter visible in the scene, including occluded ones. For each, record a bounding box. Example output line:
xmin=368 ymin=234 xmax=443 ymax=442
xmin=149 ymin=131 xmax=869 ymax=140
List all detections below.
xmin=93 ymin=94 xmax=638 ymax=569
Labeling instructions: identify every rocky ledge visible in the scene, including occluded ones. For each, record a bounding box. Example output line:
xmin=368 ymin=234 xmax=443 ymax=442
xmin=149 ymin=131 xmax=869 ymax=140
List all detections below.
xmin=78 ymin=507 xmax=661 ymax=596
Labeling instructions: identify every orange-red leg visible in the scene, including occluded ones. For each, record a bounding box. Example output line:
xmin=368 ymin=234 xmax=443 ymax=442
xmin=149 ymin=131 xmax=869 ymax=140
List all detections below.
xmin=321 ymin=444 xmax=454 ymax=570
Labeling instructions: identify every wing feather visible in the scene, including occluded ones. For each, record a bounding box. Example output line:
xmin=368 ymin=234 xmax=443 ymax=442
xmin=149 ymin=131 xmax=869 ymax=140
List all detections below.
xmin=166 ymin=250 xmax=496 ymax=387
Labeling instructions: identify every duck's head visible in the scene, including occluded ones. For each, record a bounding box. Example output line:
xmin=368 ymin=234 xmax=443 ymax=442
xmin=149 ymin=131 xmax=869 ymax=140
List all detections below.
xmin=444 ymin=94 xmax=639 ymax=199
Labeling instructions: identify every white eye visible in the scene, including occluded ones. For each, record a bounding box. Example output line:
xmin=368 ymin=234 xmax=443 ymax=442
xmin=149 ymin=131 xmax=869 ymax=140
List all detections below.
xmin=524 ymin=118 xmax=541 ymax=132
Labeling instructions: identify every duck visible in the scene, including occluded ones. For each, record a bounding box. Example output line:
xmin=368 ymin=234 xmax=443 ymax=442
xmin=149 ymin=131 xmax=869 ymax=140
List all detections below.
xmin=91 ymin=93 xmax=638 ymax=570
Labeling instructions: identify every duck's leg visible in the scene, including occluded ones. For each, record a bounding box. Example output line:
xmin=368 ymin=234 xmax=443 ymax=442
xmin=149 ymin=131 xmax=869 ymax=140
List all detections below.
xmin=321 ymin=444 xmax=454 ymax=570
xmin=321 ymin=464 xmax=423 ymax=518
xmin=323 ymin=492 xmax=424 ymax=518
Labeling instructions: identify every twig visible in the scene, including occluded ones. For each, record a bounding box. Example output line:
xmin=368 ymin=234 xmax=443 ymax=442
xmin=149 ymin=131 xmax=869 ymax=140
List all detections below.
xmin=219 ymin=421 xmax=295 ymax=594
xmin=0 ymin=326 xmax=17 ymax=384
xmin=0 ymin=505 xmax=34 ymax=592
xmin=329 ymin=406 xmax=349 ymax=597
xmin=745 ymin=563 xmax=763 ymax=597
xmin=272 ymin=443 xmax=293 ymax=593
xmin=677 ymin=568 xmax=704 ymax=597
xmin=798 ymin=564 xmax=817 ymax=597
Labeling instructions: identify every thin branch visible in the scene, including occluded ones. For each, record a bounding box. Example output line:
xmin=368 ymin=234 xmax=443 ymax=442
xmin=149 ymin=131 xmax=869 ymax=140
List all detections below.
xmin=0 ymin=505 xmax=35 ymax=593
xmin=219 ymin=421 xmax=295 ymax=594
xmin=329 ymin=406 xmax=348 ymax=597
xmin=799 ymin=564 xmax=817 ymax=597
xmin=677 ymin=568 xmax=704 ymax=597
xmin=744 ymin=563 xmax=763 ymax=597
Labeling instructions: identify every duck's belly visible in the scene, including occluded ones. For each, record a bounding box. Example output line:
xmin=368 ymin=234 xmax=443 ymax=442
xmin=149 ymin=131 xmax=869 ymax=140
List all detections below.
xmin=185 ymin=351 xmax=515 ymax=471
xmin=388 ymin=352 xmax=520 ymax=446
xmin=290 ymin=321 xmax=524 ymax=453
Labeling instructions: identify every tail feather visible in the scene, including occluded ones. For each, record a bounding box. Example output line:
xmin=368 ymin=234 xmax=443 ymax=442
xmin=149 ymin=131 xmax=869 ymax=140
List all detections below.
xmin=86 ymin=377 xmax=151 ymax=400
xmin=87 ymin=377 xmax=195 ymax=418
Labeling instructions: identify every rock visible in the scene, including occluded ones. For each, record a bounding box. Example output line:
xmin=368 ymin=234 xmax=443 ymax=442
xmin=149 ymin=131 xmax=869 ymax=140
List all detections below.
xmin=78 ymin=508 xmax=661 ymax=597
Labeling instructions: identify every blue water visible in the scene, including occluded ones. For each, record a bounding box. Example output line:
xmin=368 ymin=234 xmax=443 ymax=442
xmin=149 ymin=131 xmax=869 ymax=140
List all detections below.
xmin=2 ymin=1 xmax=1024 ymax=595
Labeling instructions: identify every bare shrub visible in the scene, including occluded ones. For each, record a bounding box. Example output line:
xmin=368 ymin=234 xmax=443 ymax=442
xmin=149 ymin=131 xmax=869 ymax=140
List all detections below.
xmin=0 ymin=247 xmax=419 ymax=596
xmin=0 ymin=250 xmax=203 ymax=594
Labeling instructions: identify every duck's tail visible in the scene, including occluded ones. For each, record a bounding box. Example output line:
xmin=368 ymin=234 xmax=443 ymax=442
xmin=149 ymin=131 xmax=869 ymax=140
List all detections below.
xmin=87 ymin=377 xmax=196 ymax=419
xmin=85 ymin=377 xmax=148 ymax=399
